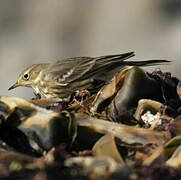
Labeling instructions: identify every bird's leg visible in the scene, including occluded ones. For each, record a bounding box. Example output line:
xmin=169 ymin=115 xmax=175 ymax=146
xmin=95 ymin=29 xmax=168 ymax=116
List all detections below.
xmin=72 ymin=89 xmax=91 ymax=106
xmin=50 ymin=90 xmax=91 ymax=112
xmin=75 ymin=89 xmax=91 ymax=102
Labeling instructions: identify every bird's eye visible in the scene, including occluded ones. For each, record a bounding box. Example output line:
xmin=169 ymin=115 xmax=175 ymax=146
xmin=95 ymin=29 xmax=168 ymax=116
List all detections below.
xmin=23 ymin=73 xmax=29 ymax=80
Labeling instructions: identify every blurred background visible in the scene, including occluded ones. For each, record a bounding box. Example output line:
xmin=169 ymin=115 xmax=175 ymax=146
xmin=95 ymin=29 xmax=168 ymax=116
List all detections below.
xmin=1 ymin=0 xmax=181 ymax=99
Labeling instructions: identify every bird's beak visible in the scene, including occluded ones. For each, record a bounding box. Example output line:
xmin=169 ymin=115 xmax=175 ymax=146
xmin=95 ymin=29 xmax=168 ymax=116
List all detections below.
xmin=8 ymin=82 xmax=22 ymax=91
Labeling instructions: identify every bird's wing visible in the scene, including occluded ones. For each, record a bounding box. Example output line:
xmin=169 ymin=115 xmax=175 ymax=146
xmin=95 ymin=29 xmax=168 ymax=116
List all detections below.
xmin=47 ymin=57 xmax=96 ymax=86
xmin=46 ymin=52 xmax=135 ymax=86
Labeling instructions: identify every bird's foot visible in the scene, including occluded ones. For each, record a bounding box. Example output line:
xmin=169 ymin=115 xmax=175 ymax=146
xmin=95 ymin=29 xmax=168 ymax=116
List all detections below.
xmin=75 ymin=89 xmax=91 ymax=102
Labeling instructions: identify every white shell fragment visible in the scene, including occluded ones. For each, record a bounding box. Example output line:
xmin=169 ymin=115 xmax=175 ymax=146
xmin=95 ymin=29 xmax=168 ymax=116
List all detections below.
xmin=141 ymin=111 xmax=161 ymax=126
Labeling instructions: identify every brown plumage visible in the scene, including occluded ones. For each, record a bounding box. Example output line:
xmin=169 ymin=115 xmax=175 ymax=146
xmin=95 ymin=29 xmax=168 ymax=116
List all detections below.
xmin=8 ymin=52 xmax=170 ymax=101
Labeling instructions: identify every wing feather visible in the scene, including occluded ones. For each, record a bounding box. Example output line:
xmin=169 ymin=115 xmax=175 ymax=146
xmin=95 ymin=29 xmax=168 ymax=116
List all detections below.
xmin=44 ymin=52 xmax=135 ymax=86
xmin=46 ymin=57 xmax=95 ymax=85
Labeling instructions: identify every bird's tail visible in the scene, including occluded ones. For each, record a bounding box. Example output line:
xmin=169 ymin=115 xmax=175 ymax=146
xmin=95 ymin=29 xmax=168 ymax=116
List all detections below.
xmin=92 ymin=52 xmax=170 ymax=78
xmin=96 ymin=51 xmax=170 ymax=66
xmin=124 ymin=59 xmax=171 ymax=66
xmin=87 ymin=52 xmax=170 ymax=82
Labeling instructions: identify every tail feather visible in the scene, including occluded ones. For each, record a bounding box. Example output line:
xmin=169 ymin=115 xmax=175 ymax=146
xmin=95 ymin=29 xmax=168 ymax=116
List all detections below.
xmin=124 ymin=59 xmax=171 ymax=66
xmin=96 ymin=52 xmax=170 ymax=67
xmin=81 ymin=53 xmax=170 ymax=81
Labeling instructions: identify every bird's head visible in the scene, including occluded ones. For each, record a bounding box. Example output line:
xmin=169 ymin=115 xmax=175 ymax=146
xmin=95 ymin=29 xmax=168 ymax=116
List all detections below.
xmin=8 ymin=64 xmax=47 ymax=91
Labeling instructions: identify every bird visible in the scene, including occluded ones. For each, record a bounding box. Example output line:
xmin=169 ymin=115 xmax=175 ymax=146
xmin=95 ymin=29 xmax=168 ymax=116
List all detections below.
xmin=8 ymin=52 xmax=170 ymax=101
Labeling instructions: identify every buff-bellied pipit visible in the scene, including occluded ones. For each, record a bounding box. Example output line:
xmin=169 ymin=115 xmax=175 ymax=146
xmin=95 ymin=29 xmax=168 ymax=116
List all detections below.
xmin=8 ymin=52 xmax=169 ymax=101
